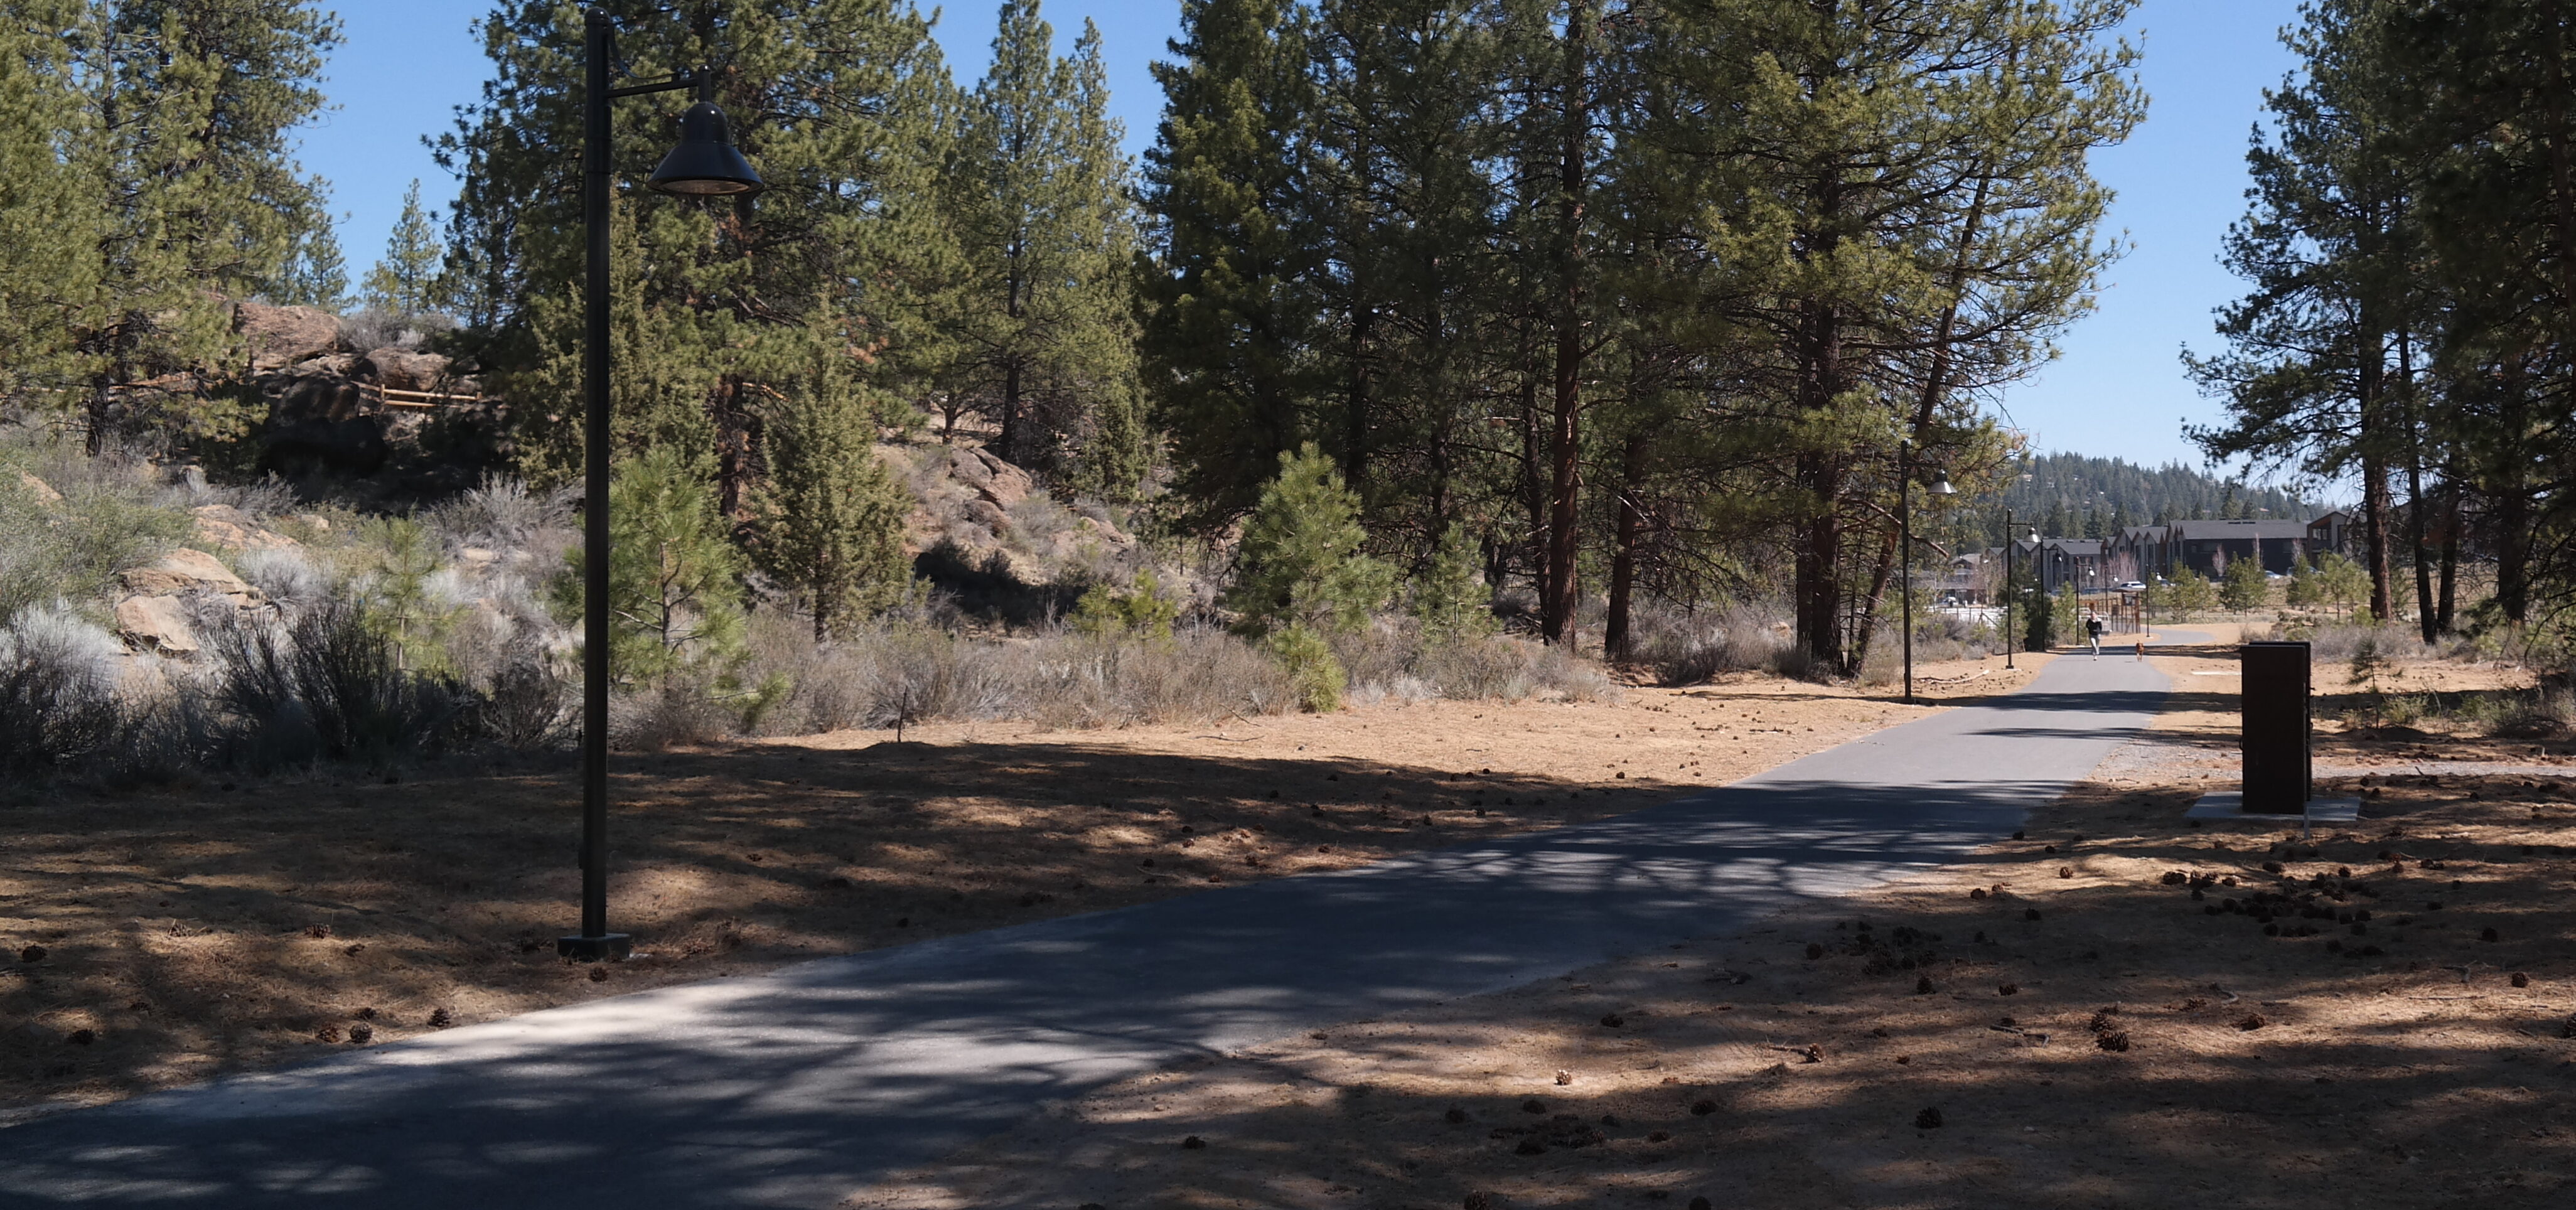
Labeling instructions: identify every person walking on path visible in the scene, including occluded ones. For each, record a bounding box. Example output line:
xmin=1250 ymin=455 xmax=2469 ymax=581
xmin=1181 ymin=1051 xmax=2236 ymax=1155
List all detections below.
xmin=2085 ymin=611 xmax=2105 ymax=657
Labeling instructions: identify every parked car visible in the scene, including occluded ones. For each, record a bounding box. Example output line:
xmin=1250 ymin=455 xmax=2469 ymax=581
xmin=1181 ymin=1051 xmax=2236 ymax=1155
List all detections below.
xmin=2115 ymin=580 xmax=2145 ymax=592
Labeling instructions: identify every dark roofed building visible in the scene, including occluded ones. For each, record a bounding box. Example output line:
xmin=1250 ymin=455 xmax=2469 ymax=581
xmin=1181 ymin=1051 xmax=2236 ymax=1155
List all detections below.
xmin=2106 ymin=516 xmax=2344 ymax=581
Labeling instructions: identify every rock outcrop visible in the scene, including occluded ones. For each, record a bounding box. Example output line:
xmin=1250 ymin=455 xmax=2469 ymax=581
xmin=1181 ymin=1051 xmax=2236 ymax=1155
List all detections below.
xmin=188 ymin=505 xmax=301 ymax=552
xmin=234 ymin=301 xmax=345 ymax=371
xmin=112 ymin=548 xmax=267 ymax=656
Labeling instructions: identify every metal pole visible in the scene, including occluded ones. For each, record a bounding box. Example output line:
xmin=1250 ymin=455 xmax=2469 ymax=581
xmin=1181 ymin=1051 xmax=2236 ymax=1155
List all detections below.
xmin=1901 ymin=441 xmax=1914 ymax=704
xmin=2004 ymin=508 xmax=2015 ymax=670
xmin=562 ymin=8 xmax=630 ymax=962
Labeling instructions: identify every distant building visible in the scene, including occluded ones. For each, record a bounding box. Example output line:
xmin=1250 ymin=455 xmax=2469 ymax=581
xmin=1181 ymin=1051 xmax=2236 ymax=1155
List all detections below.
xmin=2103 ymin=515 xmax=2349 ymax=581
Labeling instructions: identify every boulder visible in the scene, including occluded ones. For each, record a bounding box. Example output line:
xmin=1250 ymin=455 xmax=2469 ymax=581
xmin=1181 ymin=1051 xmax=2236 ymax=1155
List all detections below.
xmin=972 ymin=448 xmax=1033 ymax=508
xmin=359 ymin=346 xmax=455 ymax=394
xmin=235 ymin=301 xmax=344 ymax=371
xmin=189 ymin=505 xmax=301 ymax=552
xmin=114 ymin=595 xmax=200 ymax=656
xmin=120 ymin=548 xmax=261 ymax=606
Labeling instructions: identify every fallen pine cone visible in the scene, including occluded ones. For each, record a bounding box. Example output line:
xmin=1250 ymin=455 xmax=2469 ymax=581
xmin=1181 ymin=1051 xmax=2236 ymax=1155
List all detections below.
xmin=2238 ymin=1014 xmax=2268 ymax=1031
xmin=2096 ymin=1031 xmax=2132 ymax=1052
xmin=426 ymin=1008 xmax=453 ymax=1028
xmin=19 ymin=945 xmax=45 ymax=963
xmin=1181 ymin=1135 xmax=1207 ymax=1150
xmin=1916 ymin=975 xmax=1935 ymax=994
xmin=1915 ymin=1106 xmax=1943 ymax=1129
xmin=2024 ymin=908 xmax=2042 ymax=921
xmin=347 ymin=1024 xmax=373 ymax=1044
xmin=2513 ymin=972 xmax=2531 ymax=988
xmin=1464 ymin=1196 xmax=1491 ymax=1210
xmin=1805 ymin=943 xmax=1825 ymax=960
xmin=1691 ymin=1098 xmax=1717 ymax=1116
xmin=1999 ymin=982 xmax=2020 ymax=996
xmin=1600 ymin=1014 xmax=1626 ymax=1028
xmin=1970 ymin=887 xmax=1987 ymax=900
xmin=2059 ymin=867 xmax=2074 ymax=879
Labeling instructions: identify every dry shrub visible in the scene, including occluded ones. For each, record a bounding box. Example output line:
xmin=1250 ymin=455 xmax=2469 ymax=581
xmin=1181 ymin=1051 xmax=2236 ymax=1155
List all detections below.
xmin=613 ymin=686 xmax=736 ymax=750
xmin=1623 ymin=602 xmax=1791 ymax=686
xmin=1016 ymin=628 xmax=1297 ymax=727
xmin=1413 ymin=634 xmax=1619 ymax=703
xmin=0 ymin=605 xmax=126 ymax=776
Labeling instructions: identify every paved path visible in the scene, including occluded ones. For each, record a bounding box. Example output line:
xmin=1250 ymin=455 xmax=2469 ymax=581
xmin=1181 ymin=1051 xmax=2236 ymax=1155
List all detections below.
xmin=0 ymin=645 xmax=2184 ymax=1208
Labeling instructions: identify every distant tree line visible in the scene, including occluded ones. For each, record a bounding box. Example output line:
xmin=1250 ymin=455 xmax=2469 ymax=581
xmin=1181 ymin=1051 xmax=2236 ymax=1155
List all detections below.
xmin=0 ymin=0 xmax=2155 ymax=675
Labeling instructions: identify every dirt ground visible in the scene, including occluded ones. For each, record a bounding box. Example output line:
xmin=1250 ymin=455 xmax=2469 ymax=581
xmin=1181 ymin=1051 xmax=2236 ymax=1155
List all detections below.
xmin=0 ymin=653 xmax=2048 ymax=1122
xmin=847 ymin=636 xmax=2576 ymax=1210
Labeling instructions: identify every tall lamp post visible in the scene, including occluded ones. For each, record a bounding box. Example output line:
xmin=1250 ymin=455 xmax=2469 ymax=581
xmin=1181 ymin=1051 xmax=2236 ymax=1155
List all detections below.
xmin=561 ymin=8 xmax=766 ymax=962
xmin=1899 ymin=440 xmax=1955 ymax=704
xmin=2002 ymin=511 xmax=2034 ymax=670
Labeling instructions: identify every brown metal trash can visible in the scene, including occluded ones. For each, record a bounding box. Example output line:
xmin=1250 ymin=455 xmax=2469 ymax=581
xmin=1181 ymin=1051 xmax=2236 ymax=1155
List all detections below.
xmin=2240 ymin=640 xmax=2311 ymax=813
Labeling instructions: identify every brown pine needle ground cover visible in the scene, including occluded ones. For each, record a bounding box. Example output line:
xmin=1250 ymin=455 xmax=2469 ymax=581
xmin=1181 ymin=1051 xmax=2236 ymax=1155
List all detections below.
xmin=0 ymin=654 xmax=2046 ymax=1122
xmin=851 ymin=642 xmax=2576 ymax=1210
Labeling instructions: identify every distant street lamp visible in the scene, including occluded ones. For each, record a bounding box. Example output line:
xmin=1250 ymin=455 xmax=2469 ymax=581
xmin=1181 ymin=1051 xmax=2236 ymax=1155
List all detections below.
xmin=1899 ymin=441 xmax=1956 ymax=705
xmin=2003 ymin=513 xmax=2034 ymax=670
xmin=561 ymin=8 xmax=766 ymax=963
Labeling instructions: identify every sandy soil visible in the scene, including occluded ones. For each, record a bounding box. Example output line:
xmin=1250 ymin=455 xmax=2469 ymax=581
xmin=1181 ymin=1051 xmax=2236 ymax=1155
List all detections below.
xmin=0 ymin=654 xmax=2047 ymax=1122
xmin=847 ymin=640 xmax=2576 ymax=1210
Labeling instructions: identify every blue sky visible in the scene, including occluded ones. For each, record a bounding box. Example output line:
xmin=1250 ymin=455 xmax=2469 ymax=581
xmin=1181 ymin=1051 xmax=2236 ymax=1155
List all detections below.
xmin=303 ymin=0 xmax=2299 ymax=474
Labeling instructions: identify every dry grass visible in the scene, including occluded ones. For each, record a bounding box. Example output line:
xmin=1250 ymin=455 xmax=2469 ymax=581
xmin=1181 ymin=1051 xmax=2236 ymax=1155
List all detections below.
xmin=846 ymin=646 xmax=2576 ymax=1210
xmin=0 ymin=656 xmax=2036 ymax=1122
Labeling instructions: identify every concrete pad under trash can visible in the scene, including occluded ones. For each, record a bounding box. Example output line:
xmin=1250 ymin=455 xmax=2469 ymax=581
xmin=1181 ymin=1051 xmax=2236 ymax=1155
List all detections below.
xmin=2188 ymin=793 xmax=2361 ymax=822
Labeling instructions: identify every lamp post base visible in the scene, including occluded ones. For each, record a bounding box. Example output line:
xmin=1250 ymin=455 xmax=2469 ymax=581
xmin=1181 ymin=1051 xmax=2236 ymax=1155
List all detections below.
xmin=557 ymin=933 xmax=633 ymax=962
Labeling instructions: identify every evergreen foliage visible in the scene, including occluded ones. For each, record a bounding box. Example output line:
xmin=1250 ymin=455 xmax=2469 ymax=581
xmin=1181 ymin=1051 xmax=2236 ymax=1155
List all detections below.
xmin=272 ymin=214 xmax=350 ymax=311
xmin=2219 ymin=557 xmax=2272 ymax=615
xmin=360 ymin=179 xmax=446 ymax=320
xmin=756 ymin=342 xmax=913 ymax=640
xmin=1071 ymin=570 xmax=1180 ymax=640
xmin=1225 ymin=443 xmax=1392 ymax=636
xmin=57 ymin=0 xmax=341 ymax=452
xmin=567 ymin=446 xmax=750 ymax=688
xmin=1411 ymin=521 xmax=1495 ymax=643
xmin=942 ymin=4 xmax=1147 ymax=490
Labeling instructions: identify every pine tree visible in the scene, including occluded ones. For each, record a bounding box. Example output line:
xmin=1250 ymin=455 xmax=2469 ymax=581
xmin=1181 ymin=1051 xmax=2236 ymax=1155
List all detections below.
xmin=1658 ymin=0 xmax=2141 ymax=672
xmin=1140 ymin=0 xmax=1326 ymax=522
xmin=0 ymin=1 xmax=99 ymax=404
xmin=1411 ymin=520 xmax=1495 ymax=643
xmin=1225 ymin=443 xmax=1392 ymax=635
xmin=2219 ymin=556 xmax=2271 ymax=616
xmin=66 ymin=0 xmax=340 ymax=452
xmin=272 ymin=211 xmax=349 ymax=311
xmin=443 ymin=0 xmax=956 ymax=510
xmin=943 ymin=3 xmax=1145 ymax=486
xmin=2186 ymin=0 xmax=2420 ymax=623
xmin=572 ymin=445 xmax=749 ymax=688
xmin=758 ymin=341 xmax=913 ymax=640
xmin=361 ymin=179 xmax=444 ymax=319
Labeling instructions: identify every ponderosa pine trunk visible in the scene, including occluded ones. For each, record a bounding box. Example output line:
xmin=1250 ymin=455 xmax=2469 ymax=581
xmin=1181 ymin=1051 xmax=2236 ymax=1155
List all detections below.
xmin=1541 ymin=0 xmax=1593 ymax=648
xmin=1605 ymin=430 xmax=1647 ymax=662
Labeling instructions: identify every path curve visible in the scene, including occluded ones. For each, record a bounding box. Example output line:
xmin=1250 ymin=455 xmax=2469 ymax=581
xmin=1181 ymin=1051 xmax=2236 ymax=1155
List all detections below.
xmin=0 ymin=640 xmax=2192 ymax=1208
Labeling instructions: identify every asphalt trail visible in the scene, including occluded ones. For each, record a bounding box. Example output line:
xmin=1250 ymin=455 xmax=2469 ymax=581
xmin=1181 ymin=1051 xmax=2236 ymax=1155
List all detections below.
xmin=0 ymin=641 xmax=2186 ymax=1207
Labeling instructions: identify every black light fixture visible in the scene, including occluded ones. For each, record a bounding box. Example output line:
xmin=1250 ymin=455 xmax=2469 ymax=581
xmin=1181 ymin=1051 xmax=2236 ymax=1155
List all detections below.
xmin=561 ymin=8 xmax=764 ymax=963
xmin=648 ymin=100 xmax=765 ymax=197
